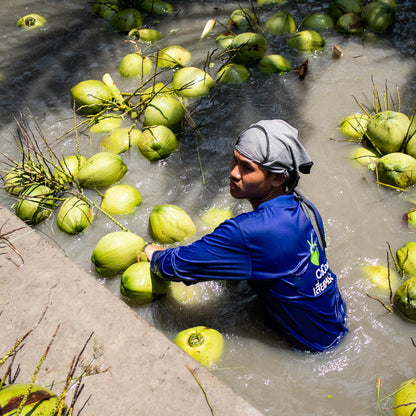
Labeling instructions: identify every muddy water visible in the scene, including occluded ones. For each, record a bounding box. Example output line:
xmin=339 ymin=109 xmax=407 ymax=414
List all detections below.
xmin=1 ymin=0 xmax=416 ymax=414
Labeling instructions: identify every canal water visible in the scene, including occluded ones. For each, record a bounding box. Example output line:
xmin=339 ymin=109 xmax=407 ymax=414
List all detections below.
xmin=1 ymin=0 xmax=416 ymax=414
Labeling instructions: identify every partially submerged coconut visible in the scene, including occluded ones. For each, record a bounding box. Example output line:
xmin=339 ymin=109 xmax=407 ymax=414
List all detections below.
xmin=128 ymin=27 xmax=162 ymax=42
xmin=17 ymin=14 xmax=46 ymax=29
xmin=394 ymin=378 xmax=416 ymax=416
xmin=287 ymin=30 xmax=326 ymax=52
xmin=101 ymin=127 xmax=142 ymax=154
xmin=110 ymin=8 xmax=143 ymax=32
xmin=302 ymin=13 xmax=334 ymax=31
xmin=119 ymin=53 xmax=152 ymax=77
xmin=70 ymin=80 xmax=112 ymax=115
xmin=101 ymin=184 xmax=142 ymax=215
xmin=259 ymin=54 xmax=291 ymax=74
xmin=339 ymin=113 xmax=369 ymax=139
xmin=54 ymin=154 xmax=86 ymax=183
xmin=351 ymin=146 xmax=380 ymax=170
xmin=376 ymin=152 xmax=416 ymax=189
xmin=361 ymin=0 xmax=396 ymax=32
xmin=335 ymin=13 xmax=364 ymax=34
xmin=171 ymin=67 xmax=215 ymax=98
xmin=201 ymin=207 xmax=233 ymax=230
xmin=141 ymin=0 xmax=174 ymax=15
xmin=89 ymin=113 xmax=123 ymax=133
xmin=394 ymin=276 xmax=416 ymax=321
xmin=265 ymin=11 xmax=296 ymax=35
xmin=57 ymin=196 xmax=94 ymax=235
xmin=157 ymin=45 xmax=191 ymax=68
xmin=396 ymin=242 xmax=416 ymax=277
xmin=217 ymin=63 xmax=250 ymax=84
xmin=143 ymin=93 xmax=184 ymax=129
xmin=139 ymin=125 xmax=178 ymax=161
xmin=230 ymin=32 xmax=268 ymax=65
xmin=228 ymin=8 xmax=258 ymax=31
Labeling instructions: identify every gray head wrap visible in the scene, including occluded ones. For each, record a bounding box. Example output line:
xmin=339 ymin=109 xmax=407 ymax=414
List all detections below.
xmin=234 ymin=119 xmax=313 ymax=192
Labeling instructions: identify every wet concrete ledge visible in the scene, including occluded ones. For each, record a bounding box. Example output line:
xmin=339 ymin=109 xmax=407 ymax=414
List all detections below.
xmin=0 ymin=204 xmax=264 ymax=416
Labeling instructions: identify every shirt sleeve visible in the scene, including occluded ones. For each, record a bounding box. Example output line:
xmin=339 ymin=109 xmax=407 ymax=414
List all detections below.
xmin=150 ymin=219 xmax=252 ymax=284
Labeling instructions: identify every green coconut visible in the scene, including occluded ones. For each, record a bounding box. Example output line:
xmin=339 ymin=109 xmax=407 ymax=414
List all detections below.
xmin=143 ymin=93 xmax=184 ymax=129
xmin=328 ymin=0 xmax=362 ymax=21
xmin=110 ymin=8 xmax=143 ymax=32
xmin=3 ymin=164 xmax=26 ymax=195
xmin=361 ymin=0 xmax=396 ymax=33
xmin=16 ymin=14 xmax=46 ymax=29
xmin=396 ymin=242 xmax=416 ymax=277
xmin=101 ymin=127 xmax=142 ymax=154
xmin=70 ymin=80 xmax=112 ymax=116
xmin=54 ymin=154 xmax=86 ymax=183
xmin=89 ymin=113 xmax=123 ymax=133
xmin=157 ymin=45 xmax=191 ymax=68
xmin=14 ymin=185 xmax=54 ymax=226
xmin=91 ymin=231 xmax=145 ymax=276
xmin=265 ymin=11 xmax=296 ymax=36
xmin=174 ymin=326 xmax=224 ymax=368
xmin=394 ymin=378 xmax=416 ymax=416
xmin=366 ymin=111 xmax=410 ymax=154
xmin=228 ymin=8 xmax=258 ymax=31
xmin=230 ymin=32 xmax=268 ymax=65
xmin=118 ymin=53 xmax=152 ymax=78
xmin=93 ymin=0 xmax=119 ymax=19
xmin=361 ymin=264 xmax=399 ymax=292
xmin=215 ymin=33 xmax=235 ymax=49
xmin=201 ymin=207 xmax=233 ymax=231
xmin=57 ymin=196 xmax=94 ymax=235
xmin=138 ymin=125 xmax=178 ymax=161
xmin=149 ymin=204 xmax=196 ymax=244
xmin=257 ymin=0 xmax=286 ymax=5
xmin=376 ymin=153 xmax=416 ymax=189
xmin=141 ymin=83 xmax=171 ymax=102
xmin=287 ymin=30 xmax=326 ymax=52
xmin=78 ymin=152 xmax=127 ymax=188
xmin=302 ymin=13 xmax=334 ymax=31
xmin=339 ymin=113 xmax=369 ymax=139
xmin=351 ymin=146 xmax=380 ymax=170
xmin=101 ymin=184 xmax=142 ymax=215
xmin=405 ymin=208 xmax=416 ymax=229
xmin=0 ymin=383 xmax=64 ymax=415
xmin=120 ymin=262 xmax=169 ymax=304
xmin=141 ymin=0 xmax=174 ymax=15
xmin=171 ymin=67 xmax=215 ymax=98
xmin=217 ymin=63 xmax=250 ymax=84
xmin=394 ymin=276 xmax=416 ymax=321
xmin=335 ymin=13 xmax=364 ymax=34
xmin=128 ymin=27 xmax=162 ymax=42
xmin=259 ymin=54 xmax=291 ymax=74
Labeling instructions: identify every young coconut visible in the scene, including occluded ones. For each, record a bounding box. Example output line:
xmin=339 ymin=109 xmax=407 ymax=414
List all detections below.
xmin=365 ymin=111 xmax=410 ymax=154
xmin=101 ymin=184 xmax=142 ymax=215
xmin=228 ymin=8 xmax=258 ymax=31
xmin=143 ymin=93 xmax=184 ymax=129
xmin=138 ymin=125 xmax=178 ymax=161
xmin=201 ymin=207 xmax=234 ymax=231
xmin=361 ymin=0 xmax=396 ymax=32
xmin=396 ymin=242 xmax=416 ymax=277
xmin=335 ymin=13 xmax=364 ymax=34
xmin=217 ymin=63 xmax=251 ymax=84
xmin=101 ymin=127 xmax=142 ymax=154
xmin=110 ymin=8 xmax=143 ymax=32
xmin=171 ymin=67 xmax=215 ymax=98
xmin=118 ymin=53 xmax=152 ymax=78
xmin=78 ymin=152 xmax=128 ymax=188
xmin=93 ymin=0 xmax=119 ymax=19
xmin=361 ymin=264 xmax=399 ymax=292
xmin=265 ymin=11 xmax=296 ymax=36
xmin=174 ymin=326 xmax=224 ymax=368
xmin=157 ymin=45 xmax=191 ymax=68
xmin=394 ymin=276 xmax=416 ymax=321
xmin=0 ymin=383 xmax=64 ymax=415
xmin=14 ymin=184 xmax=54 ymax=226
xmin=394 ymin=378 xmax=416 ymax=416
xmin=328 ymin=0 xmax=363 ymax=21
xmin=405 ymin=208 xmax=416 ymax=229
xmin=141 ymin=0 xmax=174 ymax=15
xmin=16 ymin=14 xmax=46 ymax=29
xmin=259 ymin=55 xmax=291 ymax=74
xmin=91 ymin=231 xmax=145 ymax=276
xmin=230 ymin=33 xmax=268 ymax=65
xmin=149 ymin=204 xmax=196 ymax=244
xmin=3 ymin=163 xmax=26 ymax=195
xmin=54 ymin=154 xmax=86 ymax=184
xmin=120 ymin=261 xmax=168 ymax=304
xmin=287 ymin=30 xmax=326 ymax=52
xmin=89 ymin=113 xmax=123 ymax=133
xmin=351 ymin=146 xmax=380 ymax=170
xmin=70 ymin=80 xmax=112 ymax=116
xmin=339 ymin=113 xmax=369 ymax=139
xmin=215 ymin=33 xmax=235 ymax=49
xmin=376 ymin=153 xmax=416 ymax=189
xmin=302 ymin=14 xmax=334 ymax=31
xmin=57 ymin=196 xmax=94 ymax=235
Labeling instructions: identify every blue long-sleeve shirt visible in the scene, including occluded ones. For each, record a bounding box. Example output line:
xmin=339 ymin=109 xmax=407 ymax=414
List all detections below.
xmin=151 ymin=195 xmax=347 ymax=352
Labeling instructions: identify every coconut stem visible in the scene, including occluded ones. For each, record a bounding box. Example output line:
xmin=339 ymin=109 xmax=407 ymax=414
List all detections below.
xmin=187 ymin=332 xmax=205 ymax=347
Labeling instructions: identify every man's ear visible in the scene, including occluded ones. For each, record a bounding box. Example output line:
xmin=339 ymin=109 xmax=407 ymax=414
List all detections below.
xmin=270 ymin=173 xmax=287 ymax=188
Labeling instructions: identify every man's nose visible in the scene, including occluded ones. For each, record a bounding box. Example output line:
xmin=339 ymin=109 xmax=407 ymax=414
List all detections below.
xmin=230 ymin=165 xmax=240 ymax=179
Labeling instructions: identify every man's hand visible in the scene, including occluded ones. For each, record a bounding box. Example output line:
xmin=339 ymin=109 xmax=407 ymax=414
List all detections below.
xmin=144 ymin=243 xmax=164 ymax=261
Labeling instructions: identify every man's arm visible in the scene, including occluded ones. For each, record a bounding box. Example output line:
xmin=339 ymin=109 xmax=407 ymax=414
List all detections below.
xmin=144 ymin=243 xmax=163 ymax=261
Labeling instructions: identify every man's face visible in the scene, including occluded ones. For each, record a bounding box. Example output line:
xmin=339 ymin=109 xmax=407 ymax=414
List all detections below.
xmin=229 ymin=150 xmax=274 ymax=202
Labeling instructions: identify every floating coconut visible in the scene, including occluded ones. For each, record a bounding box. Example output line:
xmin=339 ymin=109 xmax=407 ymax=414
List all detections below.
xmin=376 ymin=152 xmax=416 ymax=189
xmin=149 ymin=204 xmax=196 ymax=244
xmin=351 ymin=146 xmax=380 ymax=170
xmin=259 ymin=54 xmax=291 ymax=74
xmin=217 ymin=63 xmax=250 ymax=84
xmin=93 ymin=0 xmax=119 ymax=19
xmin=101 ymin=127 xmax=142 ymax=154
xmin=215 ymin=32 xmax=235 ymax=49
xmin=396 ymin=242 xmax=416 ymax=277
xmin=57 ymin=196 xmax=94 ymax=235
xmin=70 ymin=80 xmax=112 ymax=116
xmin=110 ymin=8 xmax=143 ymax=32
xmin=335 ymin=13 xmax=364 ymax=34
xmin=101 ymin=184 xmax=142 ymax=215
xmin=118 ymin=53 xmax=152 ymax=78
xmin=228 ymin=8 xmax=258 ymax=31
xmin=14 ymin=184 xmax=54 ymax=225
xmin=257 ymin=0 xmax=286 ymax=5
xmin=405 ymin=208 xmax=416 ymax=229
xmin=138 ymin=125 xmax=178 ymax=161
xmin=54 ymin=154 xmax=86 ymax=183
xmin=394 ymin=276 xmax=416 ymax=321
xmin=174 ymin=326 xmax=224 ymax=368
xmin=171 ymin=66 xmax=215 ymax=98
xmin=89 ymin=113 xmax=123 ymax=133
xmin=302 ymin=13 xmax=334 ymax=31
xmin=16 ymin=14 xmax=46 ymax=29
xmin=78 ymin=152 xmax=127 ymax=188
xmin=366 ymin=111 xmax=410 ymax=154
xmin=0 ymin=383 xmax=64 ymax=415
xmin=287 ymin=30 xmax=326 ymax=52
xmin=361 ymin=264 xmax=399 ymax=292
xmin=141 ymin=0 xmax=174 ymax=15
xmin=361 ymin=0 xmax=396 ymax=32
xmin=120 ymin=262 xmax=169 ymax=304
xmin=328 ymin=0 xmax=362 ymax=21
xmin=394 ymin=378 xmax=416 ymax=416
xmin=3 ymin=164 xmax=26 ymax=195
xmin=201 ymin=207 xmax=233 ymax=230
xmin=128 ymin=27 xmax=162 ymax=42
xmin=141 ymin=83 xmax=171 ymax=102
xmin=143 ymin=93 xmax=184 ymax=129
xmin=265 ymin=11 xmax=296 ymax=35
xmin=339 ymin=113 xmax=369 ymax=138
xmin=91 ymin=231 xmax=145 ymax=276
xmin=230 ymin=32 xmax=268 ymax=65
xmin=157 ymin=45 xmax=191 ymax=68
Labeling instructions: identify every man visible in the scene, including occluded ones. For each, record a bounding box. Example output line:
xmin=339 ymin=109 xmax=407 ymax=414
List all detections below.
xmin=145 ymin=119 xmax=347 ymax=352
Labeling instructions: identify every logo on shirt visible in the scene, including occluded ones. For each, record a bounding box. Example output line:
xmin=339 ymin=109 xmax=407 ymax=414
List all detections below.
xmin=307 ymin=232 xmax=319 ymax=266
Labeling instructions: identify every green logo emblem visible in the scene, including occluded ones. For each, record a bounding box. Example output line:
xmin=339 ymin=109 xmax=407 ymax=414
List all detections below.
xmin=307 ymin=232 xmax=320 ymax=266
